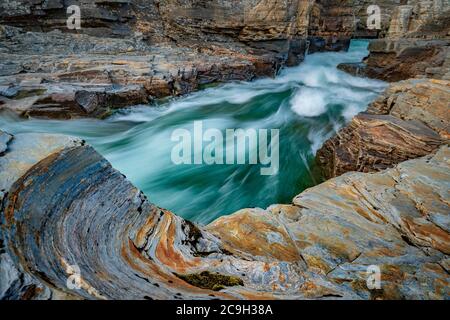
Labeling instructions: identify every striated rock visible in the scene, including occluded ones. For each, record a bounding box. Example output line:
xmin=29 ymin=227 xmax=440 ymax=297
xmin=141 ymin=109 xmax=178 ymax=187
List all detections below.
xmin=0 ymin=131 xmax=82 ymax=300
xmin=1 ymin=0 xmax=449 ymax=301
xmin=0 ymin=1 xmax=313 ymax=67
xmin=317 ymin=78 xmax=450 ymax=179
xmin=1 ymin=129 xmax=449 ymax=300
xmin=339 ymin=39 xmax=450 ymax=81
xmin=0 ymin=0 xmax=311 ymax=42
xmin=3 ymin=1 xmax=426 ymax=119
xmin=386 ymin=0 xmax=450 ymax=39
xmin=0 ymin=1 xmax=331 ymax=119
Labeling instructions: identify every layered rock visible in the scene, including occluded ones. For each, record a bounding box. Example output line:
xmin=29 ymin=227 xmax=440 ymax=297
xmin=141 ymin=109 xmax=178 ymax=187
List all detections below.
xmin=307 ymin=0 xmax=397 ymax=53
xmin=1 ymin=129 xmax=449 ymax=300
xmin=0 ymin=0 xmax=311 ymax=42
xmin=317 ymin=78 xmax=449 ymax=179
xmin=0 ymin=0 xmax=314 ymax=63
xmin=6 ymin=1 xmax=446 ymax=119
xmin=0 ymin=25 xmax=280 ymax=118
xmin=338 ymin=0 xmax=450 ymax=81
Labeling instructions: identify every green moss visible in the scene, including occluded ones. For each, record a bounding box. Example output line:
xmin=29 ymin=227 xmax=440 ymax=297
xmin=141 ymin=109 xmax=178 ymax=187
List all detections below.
xmin=175 ymin=271 xmax=244 ymax=291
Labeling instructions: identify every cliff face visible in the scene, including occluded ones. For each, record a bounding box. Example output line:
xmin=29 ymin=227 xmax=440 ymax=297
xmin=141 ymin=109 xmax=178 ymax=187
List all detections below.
xmin=0 ymin=23 xmax=284 ymax=119
xmin=1 ymin=130 xmax=448 ymax=300
xmin=0 ymin=0 xmax=310 ymax=39
xmin=0 ymin=0 xmax=312 ymax=54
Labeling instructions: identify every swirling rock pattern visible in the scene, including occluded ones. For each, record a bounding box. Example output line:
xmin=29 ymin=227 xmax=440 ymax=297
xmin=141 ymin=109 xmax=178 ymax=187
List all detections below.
xmin=1 ymin=130 xmax=449 ymax=300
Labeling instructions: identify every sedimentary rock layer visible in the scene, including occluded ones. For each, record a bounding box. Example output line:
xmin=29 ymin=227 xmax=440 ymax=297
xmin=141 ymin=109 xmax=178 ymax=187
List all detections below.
xmin=0 ymin=0 xmax=325 ymax=118
xmin=0 ymin=0 xmax=311 ymax=41
xmin=317 ymin=78 xmax=450 ymax=179
xmin=5 ymin=0 xmax=446 ymax=119
xmin=0 ymin=25 xmax=282 ymax=119
xmin=1 ymin=130 xmax=448 ymax=300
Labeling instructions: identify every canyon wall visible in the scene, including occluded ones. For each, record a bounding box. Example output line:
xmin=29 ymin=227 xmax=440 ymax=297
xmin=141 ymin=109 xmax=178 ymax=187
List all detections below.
xmin=339 ymin=0 xmax=450 ymax=81
xmin=1 ymin=130 xmax=448 ymax=300
xmin=0 ymin=0 xmax=314 ymax=58
xmin=0 ymin=0 xmax=333 ymax=119
xmin=319 ymin=1 xmax=449 ymax=179
xmin=317 ymin=78 xmax=450 ymax=179
xmin=1 ymin=0 xmax=449 ymax=300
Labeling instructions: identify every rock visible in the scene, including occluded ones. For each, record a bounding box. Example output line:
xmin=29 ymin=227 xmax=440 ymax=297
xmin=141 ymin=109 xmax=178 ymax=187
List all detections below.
xmin=0 ymin=130 xmax=80 ymax=300
xmin=338 ymin=1 xmax=450 ymax=81
xmin=317 ymin=79 xmax=450 ymax=179
xmin=0 ymin=85 xmax=18 ymax=98
xmin=1 ymin=0 xmax=448 ymax=300
xmin=0 ymin=131 xmax=12 ymax=155
xmin=0 ymin=63 xmax=22 ymax=76
xmin=1 ymin=130 xmax=448 ymax=299
xmin=307 ymin=0 xmax=399 ymax=53
xmin=2 ymin=0 xmax=399 ymax=119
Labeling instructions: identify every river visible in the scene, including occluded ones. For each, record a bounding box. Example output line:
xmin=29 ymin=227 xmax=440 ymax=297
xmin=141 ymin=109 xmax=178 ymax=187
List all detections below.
xmin=0 ymin=40 xmax=387 ymax=224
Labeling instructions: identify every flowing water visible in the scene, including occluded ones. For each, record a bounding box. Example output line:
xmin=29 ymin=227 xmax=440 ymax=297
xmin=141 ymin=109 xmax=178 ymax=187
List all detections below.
xmin=0 ymin=40 xmax=386 ymax=224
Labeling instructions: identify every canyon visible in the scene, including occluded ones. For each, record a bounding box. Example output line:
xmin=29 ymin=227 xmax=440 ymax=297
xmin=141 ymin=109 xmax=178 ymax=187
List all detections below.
xmin=0 ymin=0 xmax=449 ymax=300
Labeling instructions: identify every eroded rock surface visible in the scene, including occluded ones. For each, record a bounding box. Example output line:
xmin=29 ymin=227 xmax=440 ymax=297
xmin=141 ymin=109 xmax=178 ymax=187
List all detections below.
xmin=4 ymin=0 xmax=445 ymax=119
xmin=338 ymin=0 xmax=450 ymax=81
xmin=1 ymin=130 xmax=448 ymax=300
xmin=317 ymin=78 xmax=450 ymax=179
xmin=0 ymin=1 xmax=330 ymax=118
xmin=0 ymin=25 xmax=283 ymax=119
